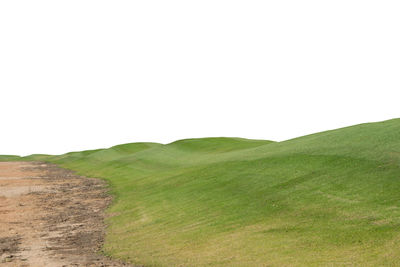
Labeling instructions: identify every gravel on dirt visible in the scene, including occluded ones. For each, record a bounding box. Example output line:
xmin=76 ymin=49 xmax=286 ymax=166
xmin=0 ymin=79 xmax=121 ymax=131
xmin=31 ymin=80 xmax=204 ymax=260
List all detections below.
xmin=0 ymin=161 xmax=134 ymax=267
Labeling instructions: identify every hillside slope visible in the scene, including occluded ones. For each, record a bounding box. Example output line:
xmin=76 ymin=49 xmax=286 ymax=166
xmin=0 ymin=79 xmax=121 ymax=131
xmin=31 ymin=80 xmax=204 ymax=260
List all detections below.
xmin=12 ymin=119 xmax=400 ymax=265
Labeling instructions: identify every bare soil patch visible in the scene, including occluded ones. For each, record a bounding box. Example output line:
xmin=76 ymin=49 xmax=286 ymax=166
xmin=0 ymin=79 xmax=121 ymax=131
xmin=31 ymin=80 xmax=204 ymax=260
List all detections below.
xmin=0 ymin=161 xmax=133 ymax=267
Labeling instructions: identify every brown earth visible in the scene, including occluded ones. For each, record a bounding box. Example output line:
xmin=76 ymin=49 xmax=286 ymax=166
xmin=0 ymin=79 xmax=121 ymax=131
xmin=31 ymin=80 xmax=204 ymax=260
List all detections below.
xmin=0 ymin=161 xmax=134 ymax=267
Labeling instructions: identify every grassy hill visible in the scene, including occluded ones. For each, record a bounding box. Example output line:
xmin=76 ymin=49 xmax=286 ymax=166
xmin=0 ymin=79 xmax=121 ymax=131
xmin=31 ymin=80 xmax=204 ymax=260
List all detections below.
xmin=5 ymin=118 xmax=400 ymax=266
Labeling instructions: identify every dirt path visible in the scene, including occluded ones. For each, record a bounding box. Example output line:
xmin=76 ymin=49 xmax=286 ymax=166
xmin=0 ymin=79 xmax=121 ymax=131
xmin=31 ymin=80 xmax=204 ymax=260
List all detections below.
xmin=0 ymin=161 xmax=132 ymax=267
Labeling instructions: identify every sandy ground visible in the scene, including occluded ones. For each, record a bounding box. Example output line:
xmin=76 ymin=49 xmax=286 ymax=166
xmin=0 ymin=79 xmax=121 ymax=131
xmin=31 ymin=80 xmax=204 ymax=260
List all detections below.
xmin=0 ymin=161 xmax=132 ymax=267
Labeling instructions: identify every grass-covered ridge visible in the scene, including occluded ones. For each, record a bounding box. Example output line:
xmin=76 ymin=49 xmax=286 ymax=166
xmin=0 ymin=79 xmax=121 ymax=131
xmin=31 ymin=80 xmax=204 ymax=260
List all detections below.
xmin=9 ymin=119 xmax=400 ymax=266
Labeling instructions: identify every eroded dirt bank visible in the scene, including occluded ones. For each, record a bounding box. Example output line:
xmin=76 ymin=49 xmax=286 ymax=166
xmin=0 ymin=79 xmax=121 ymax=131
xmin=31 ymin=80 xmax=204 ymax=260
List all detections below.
xmin=0 ymin=161 xmax=132 ymax=267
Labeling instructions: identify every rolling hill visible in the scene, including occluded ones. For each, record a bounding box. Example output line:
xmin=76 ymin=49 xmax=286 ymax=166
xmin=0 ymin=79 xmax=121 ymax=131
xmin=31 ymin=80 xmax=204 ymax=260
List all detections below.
xmin=5 ymin=118 xmax=400 ymax=266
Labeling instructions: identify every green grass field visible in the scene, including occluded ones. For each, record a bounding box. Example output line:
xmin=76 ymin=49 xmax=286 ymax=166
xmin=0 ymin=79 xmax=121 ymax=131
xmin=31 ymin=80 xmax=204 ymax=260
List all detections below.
xmin=5 ymin=118 xmax=400 ymax=266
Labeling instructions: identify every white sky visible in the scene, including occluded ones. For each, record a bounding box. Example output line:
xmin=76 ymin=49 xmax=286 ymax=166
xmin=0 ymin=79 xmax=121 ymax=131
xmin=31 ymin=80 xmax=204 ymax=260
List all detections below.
xmin=1 ymin=1 xmax=399 ymax=156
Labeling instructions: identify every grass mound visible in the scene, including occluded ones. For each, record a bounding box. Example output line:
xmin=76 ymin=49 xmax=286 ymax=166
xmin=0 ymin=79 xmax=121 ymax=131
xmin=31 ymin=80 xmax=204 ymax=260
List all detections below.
xmin=8 ymin=118 xmax=400 ymax=266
